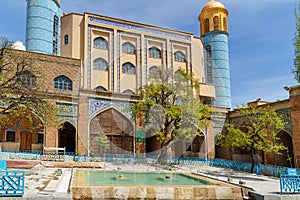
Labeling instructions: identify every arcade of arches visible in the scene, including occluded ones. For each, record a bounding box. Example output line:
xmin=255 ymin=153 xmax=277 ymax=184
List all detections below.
xmin=215 ymin=130 xmax=294 ymax=168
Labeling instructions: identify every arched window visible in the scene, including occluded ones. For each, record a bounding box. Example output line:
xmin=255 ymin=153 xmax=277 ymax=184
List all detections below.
xmin=17 ymin=70 xmax=36 ymax=87
xmin=122 ymin=62 xmax=136 ymax=75
xmin=205 ymin=45 xmax=213 ymax=83
xmin=149 ymin=66 xmax=160 ymax=78
xmin=94 ymin=86 xmax=108 ymax=91
xmin=64 ymin=34 xmax=69 ymax=45
xmin=174 ymin=51 xmax=186 ymax=62
xmin=93 ymin=58 xmax=108 ymax=71
xmin=122 ymin=42 xmax=136 ymax=54
xmin=94 ymin=37 xmax=108 ymax=49
xmin=223 ymin=17 xmax=227 ymax=31
xmin=123 ymin=89 xmax=135 ymax=94
xmin=204 ymin=18 xmax=210 ymax=33
xmin=149 ymin=47 xmax=161 ymax=58
xmin=213 ymin=16 xmax=220 ymax=30
xmin=54 ymin=75 xmax=73 ymax=91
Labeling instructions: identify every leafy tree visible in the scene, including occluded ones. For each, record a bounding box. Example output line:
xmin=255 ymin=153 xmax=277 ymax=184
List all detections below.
xmin=130 ymin=66 xmax=210 ymax=163
xmin=0 ymin=37 xmax=57 ymax=129
xmin=217 ymin=106 xmax=287 ymax=173
xmin=293 ymin=1 xmax=300 ymax=83
xmin=95 ymin=134 xmax=110 ymax=154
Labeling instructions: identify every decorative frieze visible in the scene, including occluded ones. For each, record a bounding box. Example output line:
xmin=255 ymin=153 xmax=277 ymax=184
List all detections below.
xmin=89 ymin=17 xmax=191 ymax=41
xmin=89 ymin=98 xmax=134 ymax=120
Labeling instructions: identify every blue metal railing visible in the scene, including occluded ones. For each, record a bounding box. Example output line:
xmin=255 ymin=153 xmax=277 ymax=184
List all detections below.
xmin=280 ymin=169 xmax=300 ymax=194
xmin=0 ymin=150 xmax=298 ymax=178
xmin=0 ymin=160 xmax=24 ymax=197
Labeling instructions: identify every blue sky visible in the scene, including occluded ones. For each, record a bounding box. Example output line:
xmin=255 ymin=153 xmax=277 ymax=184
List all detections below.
xmin=0 ymin=0 xmax=297 ymax=108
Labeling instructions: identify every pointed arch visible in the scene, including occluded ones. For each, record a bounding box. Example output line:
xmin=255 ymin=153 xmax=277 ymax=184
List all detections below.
xmin=123 ymin=89 xmax=135 ymax=94
xmin=122 ymin=62 xmax=136 ymax=75
xmin=122 ymin=42 xmax=136 ymax=54
xmin=174 ymin=51 xmax=186 ymax=62
xmin=149 ymin=66 xmax=161 ymax=78
xmin=213 ymin=16 xmax=220 ymax=30
xmin=54 ymin=75 xmax=73 ymax=91
xmin=58 ymin=121 xmax=76 ymax=152
xmin=204 ymin=18 xmax=210 ymax=33
xmin=93 ymin=58 xmax=108 ymax=71
xmin=94 ymin=86 xmax=108 ymax=91
xmin=89 ymin=107 xmax=134 ymax=154
xmin=149 ymin=46 xmax=161 ymax=58
xmin=275 ymin=130 xmax=294 ymax=167
xmin=94 ymin=37 xmax=108 ymax=49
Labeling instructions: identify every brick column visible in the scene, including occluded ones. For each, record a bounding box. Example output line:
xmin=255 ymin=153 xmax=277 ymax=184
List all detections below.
xmin=77 ymin=95 xmax=89 ymax=154
xmin=45 ymin=125 xmax=57 ymax=148
xmin=290 ymin=86 xmax=300 ymax=167
xmin=206 ymin=119 xmax=215 ymax=158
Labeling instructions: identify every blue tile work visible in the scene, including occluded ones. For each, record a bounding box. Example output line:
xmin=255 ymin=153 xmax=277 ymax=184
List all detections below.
xmin=201 ymin=31 xmax=231 ymax=108
xmin=56 ymin=102 xmax=79 ymax=126
xmin=117 ymin=32 xmax=121 ymax=92
xmin=89 ymin=98 xmax=135 ymax=120
xmin=144 ymin=37 xmax=148 ymax=84
xmin=26 ymin=0 xmax=63 ymax=55
xmin=89 ymin=17 xmax=191 ymax=41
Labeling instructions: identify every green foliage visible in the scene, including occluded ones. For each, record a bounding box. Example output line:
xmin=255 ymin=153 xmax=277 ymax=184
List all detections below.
xmin=293 ymin=2 xmax=300 ymax=83
xmin=130 ymin=66 xmax=210 ymax=150
xmin=95 ymin=134 xmax=110 ymax=151
xmin=217 ymin=106 xmax=288 ymax=171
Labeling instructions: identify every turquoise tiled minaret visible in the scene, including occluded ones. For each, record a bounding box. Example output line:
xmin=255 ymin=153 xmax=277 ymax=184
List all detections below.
xmin=26 ymin=0 xmax=63 ymax=55
xmin=199 ymin=0 xmax=231 ymax=109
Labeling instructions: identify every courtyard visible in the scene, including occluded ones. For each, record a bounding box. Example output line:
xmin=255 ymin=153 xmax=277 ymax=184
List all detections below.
xmin=1 ymin=159 xmax=299 ymax=200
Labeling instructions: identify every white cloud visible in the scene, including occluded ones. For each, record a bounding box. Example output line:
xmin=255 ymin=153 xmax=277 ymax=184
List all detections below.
xmin=12 ymin=41 xmax=26 ymax=51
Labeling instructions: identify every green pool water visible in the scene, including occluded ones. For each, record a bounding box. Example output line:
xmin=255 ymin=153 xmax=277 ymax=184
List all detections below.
xmin=84 ymin=171 xmax=213 ymax=186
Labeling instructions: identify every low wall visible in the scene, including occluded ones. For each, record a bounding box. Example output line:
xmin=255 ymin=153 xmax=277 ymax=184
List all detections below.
xmin=0 ymin=142 xmax=20 ymax=150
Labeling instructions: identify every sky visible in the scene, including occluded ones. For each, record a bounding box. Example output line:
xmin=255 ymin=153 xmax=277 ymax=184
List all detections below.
xmin=0 ymin=0 xmax=297 ymax=108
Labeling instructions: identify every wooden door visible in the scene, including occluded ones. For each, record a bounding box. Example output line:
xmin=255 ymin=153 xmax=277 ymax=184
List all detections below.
xmin=20 ymin=131 xmax=32 ymax=150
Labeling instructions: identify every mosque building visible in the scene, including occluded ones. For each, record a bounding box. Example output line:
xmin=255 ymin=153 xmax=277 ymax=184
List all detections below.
xmin=1 ymin=0 xmax=235 ymax=160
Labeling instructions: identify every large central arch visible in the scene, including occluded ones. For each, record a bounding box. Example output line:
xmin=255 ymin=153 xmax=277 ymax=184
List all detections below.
xmin=89 ymin=107 xmax=134 ymax=154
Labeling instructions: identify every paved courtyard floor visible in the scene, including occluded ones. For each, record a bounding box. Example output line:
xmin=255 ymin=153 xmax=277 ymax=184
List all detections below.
xmin=4 ymin=161 xmax=300 ymax=199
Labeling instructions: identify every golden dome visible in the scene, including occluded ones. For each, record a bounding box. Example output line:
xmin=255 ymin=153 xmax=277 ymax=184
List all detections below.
xmin=199 ymin=0 xmax=229 ymax=35
xmin=202 ymin=0 xmax=226 ymax=11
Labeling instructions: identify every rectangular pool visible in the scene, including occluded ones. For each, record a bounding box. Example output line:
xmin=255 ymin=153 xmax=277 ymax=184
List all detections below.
xmin=71 ymin=170 xmax=243 ymax=200
xmin=84 ymin=171 xmax=212 ymax=186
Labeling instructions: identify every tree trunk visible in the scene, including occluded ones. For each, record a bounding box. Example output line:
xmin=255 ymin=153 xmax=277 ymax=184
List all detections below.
xmin=250 ymin=153 xmax=255 ymax=173
xmin=157 ymin=146 xmax=167 ymax=164
xmin=156 ymin=139 xmax=178 ymax=164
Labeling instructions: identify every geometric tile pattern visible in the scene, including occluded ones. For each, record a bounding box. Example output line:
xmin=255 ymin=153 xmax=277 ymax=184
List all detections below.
xmin=26 ymin=0 xmax=63 ymax=55
xmin=89 ymin=98 xmax=135 ymax=121
xmin=201 ymin=30 xmax=231 ymax=108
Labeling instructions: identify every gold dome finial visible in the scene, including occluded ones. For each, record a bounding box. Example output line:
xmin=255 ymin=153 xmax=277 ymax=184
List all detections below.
xmin=198 ymin=0 xmax=228 ymax=35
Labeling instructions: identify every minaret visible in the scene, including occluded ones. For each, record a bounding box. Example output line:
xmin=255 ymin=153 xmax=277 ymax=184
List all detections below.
xmin=199 ymin=0 xmax=231 ymax=109
xmin=26 ymin=0 xmax=63 ymax=55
